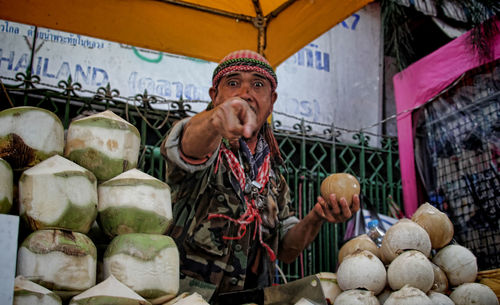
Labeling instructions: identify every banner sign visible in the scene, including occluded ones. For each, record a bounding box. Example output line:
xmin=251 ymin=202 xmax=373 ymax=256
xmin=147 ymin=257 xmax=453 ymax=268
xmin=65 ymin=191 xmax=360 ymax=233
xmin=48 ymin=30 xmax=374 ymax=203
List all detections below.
xmin=0 ymin=3 xmax=381 ymax=143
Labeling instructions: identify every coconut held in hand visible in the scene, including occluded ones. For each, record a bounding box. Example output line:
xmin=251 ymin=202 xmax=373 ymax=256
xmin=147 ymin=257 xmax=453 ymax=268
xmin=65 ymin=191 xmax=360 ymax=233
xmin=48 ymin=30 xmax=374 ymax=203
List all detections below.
xmin=320 ymin=173 xmax=360 ymax=205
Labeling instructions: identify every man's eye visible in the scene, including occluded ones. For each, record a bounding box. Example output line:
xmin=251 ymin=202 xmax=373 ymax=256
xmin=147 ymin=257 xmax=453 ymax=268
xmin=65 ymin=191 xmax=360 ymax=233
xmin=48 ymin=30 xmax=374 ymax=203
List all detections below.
xmin=254 ymin=81 xmax=264 ymax=87
xmin=227 ymin=80 xmax=238 ymax=86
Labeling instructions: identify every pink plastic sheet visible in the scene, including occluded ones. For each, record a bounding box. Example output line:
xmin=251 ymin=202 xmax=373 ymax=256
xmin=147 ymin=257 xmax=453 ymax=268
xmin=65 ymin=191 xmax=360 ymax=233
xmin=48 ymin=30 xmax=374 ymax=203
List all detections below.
xmin=393 ymin=20 xmax=500 ymax=217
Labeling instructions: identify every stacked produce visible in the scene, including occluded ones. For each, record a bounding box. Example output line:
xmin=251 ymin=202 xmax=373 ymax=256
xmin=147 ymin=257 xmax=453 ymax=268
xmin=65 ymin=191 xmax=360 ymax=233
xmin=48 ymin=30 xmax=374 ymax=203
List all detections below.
xmin=337 ymin=250 xmax=386 ymax=295
xmin=14 ymin=276 xmax=63 ymax=305
xmin=332 ymin=202 xmax=498 ymax=305
xmin=103 ymin=233 xmax=179 ymax=303
xmin=64 ymin=110 xmax=141 ymax=182
xmin=0 ymin=106 xmax=64 ymax=170
xmin=317 ymin=272 xmax=342 ymax=304
xmin=19 ymin=154 xmax=98 ymax=233
xmin=17 ymin=229 xmax=97 ymax=297
xmin=97 ymin=169 xmax=172 ymax=237
xmin=0 ymin=157 xmax=13 ymax=213
xmin=69 ymin=274 xmax=150 ymax=305
xmin=0 ymin=107 xmax=189 ymax=305
xmin=13 ymin=127 xmax=100 ymax=300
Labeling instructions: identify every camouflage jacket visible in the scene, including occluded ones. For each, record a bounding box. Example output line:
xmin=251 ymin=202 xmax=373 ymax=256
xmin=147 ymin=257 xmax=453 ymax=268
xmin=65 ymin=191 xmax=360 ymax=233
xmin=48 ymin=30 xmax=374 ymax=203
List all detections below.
xmin=161 ymin=118 xmax=299 ymax=301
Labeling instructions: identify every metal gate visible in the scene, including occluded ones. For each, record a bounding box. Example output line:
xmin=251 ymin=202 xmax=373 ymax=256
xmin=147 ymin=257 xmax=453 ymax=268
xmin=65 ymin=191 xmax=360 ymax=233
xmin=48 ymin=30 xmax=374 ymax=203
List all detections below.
xmin=0 ymin=72 xmax=403 ymax=282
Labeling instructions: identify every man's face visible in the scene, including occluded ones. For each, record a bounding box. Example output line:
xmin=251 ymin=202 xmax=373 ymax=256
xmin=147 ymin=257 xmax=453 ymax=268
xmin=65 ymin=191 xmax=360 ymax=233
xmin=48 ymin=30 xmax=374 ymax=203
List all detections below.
xmin=209 ymin=71 xmax=277 ymax=131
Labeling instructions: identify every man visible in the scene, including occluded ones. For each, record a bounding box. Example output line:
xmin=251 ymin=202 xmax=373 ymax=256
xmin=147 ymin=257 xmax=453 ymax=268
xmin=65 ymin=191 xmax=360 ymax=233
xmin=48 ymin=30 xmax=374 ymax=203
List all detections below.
xmin=162 ymin=50 xmax=359 ymax=301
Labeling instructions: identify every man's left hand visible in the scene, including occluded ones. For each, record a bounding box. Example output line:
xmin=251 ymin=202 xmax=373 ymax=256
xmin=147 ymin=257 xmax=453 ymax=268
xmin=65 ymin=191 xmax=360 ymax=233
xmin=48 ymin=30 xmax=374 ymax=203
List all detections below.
xmin=312 ymin=193 xmax=360 ymax=223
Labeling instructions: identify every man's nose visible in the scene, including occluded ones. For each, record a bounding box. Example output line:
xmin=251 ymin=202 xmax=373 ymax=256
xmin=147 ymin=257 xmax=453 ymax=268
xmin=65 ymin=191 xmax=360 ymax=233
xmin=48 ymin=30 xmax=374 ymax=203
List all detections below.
xmin=237 ymin=82 xmax=252 ymax=100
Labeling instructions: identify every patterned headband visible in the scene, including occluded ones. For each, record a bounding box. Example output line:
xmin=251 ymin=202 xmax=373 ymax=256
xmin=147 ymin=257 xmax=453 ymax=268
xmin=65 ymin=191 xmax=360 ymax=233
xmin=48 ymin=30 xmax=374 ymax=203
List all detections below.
xmin=212 ymin=50 xmax=277 ymax=91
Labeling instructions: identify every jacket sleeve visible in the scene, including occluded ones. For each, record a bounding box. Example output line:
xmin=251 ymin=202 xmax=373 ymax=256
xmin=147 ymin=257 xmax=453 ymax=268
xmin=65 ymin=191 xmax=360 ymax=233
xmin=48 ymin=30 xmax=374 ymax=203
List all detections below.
xmin=161 ymin=117 xmax=220 ymax=175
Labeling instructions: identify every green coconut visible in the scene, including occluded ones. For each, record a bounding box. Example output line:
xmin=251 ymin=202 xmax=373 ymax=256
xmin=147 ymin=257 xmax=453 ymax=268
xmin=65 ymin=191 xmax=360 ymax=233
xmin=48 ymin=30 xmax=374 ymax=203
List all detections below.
xmin=19 ymin=155 xmax=98 ymax=233
xmin=69 ymin=274 xmax=151 ymax=305
xmin=98 ymin=169 xmax=172 ymax=237
xmin=316 ymin=272 xmax=342 ymax=304
xmin=17 ymin=230 xmax=97 ymax=294
xmin=103 ymin=233 xmax=179 ymax=300
xmin=0 ymin=157 xmax=13 ymax=213
xmin=64 ymin=110 xmax=140 ymax=182
xmin=14 ymin=275 xmax=62 ymax=305
xmin=0 ymin=106 xmax=64 ymax=169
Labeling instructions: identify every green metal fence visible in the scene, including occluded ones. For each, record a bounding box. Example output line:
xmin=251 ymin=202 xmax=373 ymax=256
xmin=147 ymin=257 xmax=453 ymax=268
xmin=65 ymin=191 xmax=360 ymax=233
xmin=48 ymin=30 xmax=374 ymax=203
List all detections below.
xmin=0 ymin=72 xmax=402 ymax=282
xmin=273 ymin=120 xmax=402 ymax=281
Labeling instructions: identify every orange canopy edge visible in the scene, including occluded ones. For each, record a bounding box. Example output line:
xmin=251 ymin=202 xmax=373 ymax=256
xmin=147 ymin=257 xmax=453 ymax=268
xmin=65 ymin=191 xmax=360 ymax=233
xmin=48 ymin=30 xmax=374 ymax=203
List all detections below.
xmin=0 ymin=0 xmax=374 ymax=66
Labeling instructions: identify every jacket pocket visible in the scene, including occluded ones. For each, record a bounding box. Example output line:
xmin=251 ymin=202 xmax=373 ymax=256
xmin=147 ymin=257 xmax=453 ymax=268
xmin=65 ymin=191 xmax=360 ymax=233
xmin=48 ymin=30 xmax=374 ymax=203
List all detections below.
xmin=188 ymin=190 xmax=238 ymax=257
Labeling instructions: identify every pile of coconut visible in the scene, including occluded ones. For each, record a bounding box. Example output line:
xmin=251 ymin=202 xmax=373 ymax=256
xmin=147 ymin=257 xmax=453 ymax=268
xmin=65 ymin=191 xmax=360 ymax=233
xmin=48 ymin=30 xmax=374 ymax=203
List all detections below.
xmin=0 ymin=107 xmax=206 ymax=304
xmin=321 ymin=203 xmax=498 ymax=305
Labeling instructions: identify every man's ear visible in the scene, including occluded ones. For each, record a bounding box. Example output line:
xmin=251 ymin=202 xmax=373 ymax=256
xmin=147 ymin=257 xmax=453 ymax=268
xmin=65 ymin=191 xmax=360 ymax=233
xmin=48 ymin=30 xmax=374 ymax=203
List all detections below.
xmin=271 ymin=91 xmax=278 ymax=105
xmin=209 ymin=87 xmax=217 ymax=102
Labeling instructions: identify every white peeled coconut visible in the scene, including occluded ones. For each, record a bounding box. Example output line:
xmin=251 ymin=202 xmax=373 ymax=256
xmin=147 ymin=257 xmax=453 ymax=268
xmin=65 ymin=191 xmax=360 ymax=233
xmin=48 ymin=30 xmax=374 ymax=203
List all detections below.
xmin=98 ymin=169 xmax=172 ymax=237
xmin=427 ymin=291 xmax=454 ymax=305
xmin=337 ymin=250 xmax=387 ymax=294
xmin=380 ymin=218 xmax=431 ymax=263
xmin=333 ymin=289 xmax=379 ymax=305
xmin=0 ymin=157 xmax=13 ymax=213
xmin=17 ymin=229 xmax=97 ymax=293
xmin=0 ymin=106 xmax=64 ymax=169
xmin=430 ymin=262 xmax=449 ymax=293
xmin=338 ymin=234 xmax=381 ymax=263
xmin=377 ymin=289 xmax=392 ymax=305
xmin=411 ymin=203 xmax=454 ymax=249
xmin=320 ymin=173 xmax=360 ymax=206
xmin=450 ymin=283 xmax=499 ymax=305
xmin=316 ymin=272 xmax=342 ymax=304
xmin=387 ymin=250 xmax=434 ymax=293
xmin=64 ymin=110 xmax=140 ymax=182
xmin=14 ymin=275 xmax=62 ymax=305
xmin=19 ymin=155 xmax=98 ymax=233
xmin=69 ymin=274 xmax=152 ymax=305
xmin=169 ymin=292 xmax=209 ymax=305
xmin=103 ymin=233 xmax=179 ymax=300
xmin=384 ymin=285 xmax=433 ymax=305
xmin=432 ymin=244 xmax=477 ymax=286
xmin=161 ymin=293 xmax=189 ymax=305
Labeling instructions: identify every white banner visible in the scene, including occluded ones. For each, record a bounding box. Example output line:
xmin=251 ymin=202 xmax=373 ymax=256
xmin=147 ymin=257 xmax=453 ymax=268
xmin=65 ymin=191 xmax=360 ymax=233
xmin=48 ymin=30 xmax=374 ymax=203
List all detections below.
xmin=0 ymin=3 xmax=381 ymax=144
xmin=275 ymin=3 xmax=382 ymax=144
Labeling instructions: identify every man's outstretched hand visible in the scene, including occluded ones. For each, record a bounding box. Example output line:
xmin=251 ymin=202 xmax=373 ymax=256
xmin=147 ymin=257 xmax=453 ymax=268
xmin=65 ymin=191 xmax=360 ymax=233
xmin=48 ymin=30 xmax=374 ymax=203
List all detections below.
xmin=210 ymin=97 xmax=258 ymax=143
xmin=313 ymin=193 xmax=360 ymax=223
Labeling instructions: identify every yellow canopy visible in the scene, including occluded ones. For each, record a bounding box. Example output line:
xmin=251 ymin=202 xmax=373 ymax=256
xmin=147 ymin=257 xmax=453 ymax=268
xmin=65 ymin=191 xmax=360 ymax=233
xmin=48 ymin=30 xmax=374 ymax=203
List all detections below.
xmin=0 ymin=0 xmax=374 ymax=66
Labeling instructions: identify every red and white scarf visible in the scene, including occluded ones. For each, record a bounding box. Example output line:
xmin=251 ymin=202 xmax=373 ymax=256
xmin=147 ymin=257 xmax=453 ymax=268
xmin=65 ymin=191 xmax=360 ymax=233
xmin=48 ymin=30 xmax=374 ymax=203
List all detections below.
xmin=208 ymin=144 xmax=276 ymax=261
